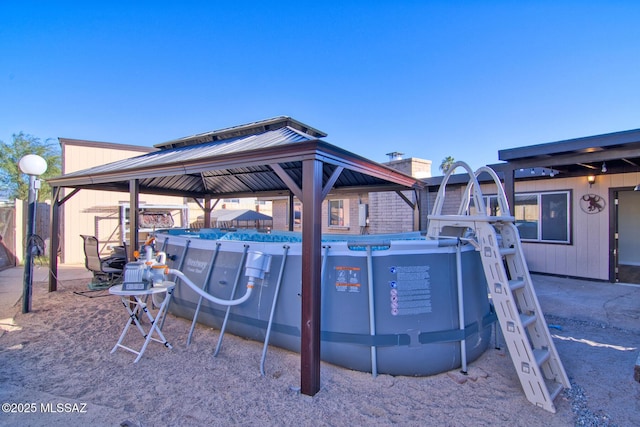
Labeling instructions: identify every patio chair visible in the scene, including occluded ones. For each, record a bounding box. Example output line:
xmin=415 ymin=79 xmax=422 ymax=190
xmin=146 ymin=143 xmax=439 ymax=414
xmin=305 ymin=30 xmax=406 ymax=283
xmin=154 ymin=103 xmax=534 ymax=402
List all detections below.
xmin=80 ymin=235 xmax=126 ymax=289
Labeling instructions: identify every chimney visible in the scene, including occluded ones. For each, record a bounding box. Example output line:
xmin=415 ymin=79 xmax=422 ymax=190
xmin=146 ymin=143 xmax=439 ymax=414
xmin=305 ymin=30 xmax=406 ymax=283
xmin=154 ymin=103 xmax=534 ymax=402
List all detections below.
xmin=386 ymin=151 xmax=404 ymax=161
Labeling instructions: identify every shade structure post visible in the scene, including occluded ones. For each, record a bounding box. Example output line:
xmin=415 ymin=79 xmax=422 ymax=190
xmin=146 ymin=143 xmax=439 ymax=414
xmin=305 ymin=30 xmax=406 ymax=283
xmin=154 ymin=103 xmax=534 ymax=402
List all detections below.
xmin=300 ymin=158 xmax=323 ymax=396
xmin=49 ymin=187 xmax=61 ymax=291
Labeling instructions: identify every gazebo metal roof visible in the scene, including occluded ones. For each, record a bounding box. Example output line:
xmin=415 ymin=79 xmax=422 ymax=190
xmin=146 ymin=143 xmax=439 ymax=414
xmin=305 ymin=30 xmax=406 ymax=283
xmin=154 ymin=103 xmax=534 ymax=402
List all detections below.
xmin=51 ymin=118 xmax=419 ymax=199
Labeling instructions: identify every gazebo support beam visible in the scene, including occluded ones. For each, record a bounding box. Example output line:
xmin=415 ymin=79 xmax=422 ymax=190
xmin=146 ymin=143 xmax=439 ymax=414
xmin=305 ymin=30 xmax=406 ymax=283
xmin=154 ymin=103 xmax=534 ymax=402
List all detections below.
xmin=300 ymin=158 xmax=323 ymax=396
xmin=48 ymin=186 xmax=81 ymax=292
xmin=48 ymin=186 xmax=61 ymax=292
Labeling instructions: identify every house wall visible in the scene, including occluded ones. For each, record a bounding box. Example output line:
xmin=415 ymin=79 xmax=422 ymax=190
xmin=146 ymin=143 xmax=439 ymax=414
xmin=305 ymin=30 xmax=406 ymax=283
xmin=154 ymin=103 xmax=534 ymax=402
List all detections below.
xmin=271 ymin=189 xmax=425 ymax=236
xmin=268 ymin=157 xmax=433 ymax=236
xmin=512 ymin=175 xmax=600 ymax=279
xmin=271 ymin=193 xmax=369 ymax=235
xmin=270 ymin=199 xmax=289 ymax=231
xmin=368 ymin=157 xmax=432 ymax=233
xmin=478 ymin=171 xmax=640 ymax=281
xmin=60 ymin=141 xmax=184 ymax=264
xmin=368 ymin=190 xmax=416 ymax=233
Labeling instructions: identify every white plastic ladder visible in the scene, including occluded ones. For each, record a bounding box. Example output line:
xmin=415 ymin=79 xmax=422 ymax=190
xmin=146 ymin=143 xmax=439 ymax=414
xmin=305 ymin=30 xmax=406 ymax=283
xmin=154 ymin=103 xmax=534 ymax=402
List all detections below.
xmin=426 ymin=161 xmax=570 ymax=413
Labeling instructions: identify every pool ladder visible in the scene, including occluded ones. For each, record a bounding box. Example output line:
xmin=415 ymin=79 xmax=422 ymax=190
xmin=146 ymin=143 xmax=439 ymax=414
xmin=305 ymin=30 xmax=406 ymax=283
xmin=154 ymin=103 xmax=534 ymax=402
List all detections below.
xmin=427 ymin=161 xmax=570 ymax=413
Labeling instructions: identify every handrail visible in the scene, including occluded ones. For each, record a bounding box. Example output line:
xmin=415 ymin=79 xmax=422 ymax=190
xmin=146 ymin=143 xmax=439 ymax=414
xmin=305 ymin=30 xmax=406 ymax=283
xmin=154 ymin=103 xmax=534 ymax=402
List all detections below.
xmin=430 ymin=161 xmax=512 ymax=219
xmin=431 ymin=161 xmax=486 ymax=217
xmin=458 ymin=165 xmax=512 ymax=217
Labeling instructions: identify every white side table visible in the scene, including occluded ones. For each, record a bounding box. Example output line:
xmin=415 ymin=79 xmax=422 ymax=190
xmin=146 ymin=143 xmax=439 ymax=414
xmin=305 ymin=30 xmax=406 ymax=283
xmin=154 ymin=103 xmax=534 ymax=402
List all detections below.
xmin=109 ymin=281 xmax=175 ymax=363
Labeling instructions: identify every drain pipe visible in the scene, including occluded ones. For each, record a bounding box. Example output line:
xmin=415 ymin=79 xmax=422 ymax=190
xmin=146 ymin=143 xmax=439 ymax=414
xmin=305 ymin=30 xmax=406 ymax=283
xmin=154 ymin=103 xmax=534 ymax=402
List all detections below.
xmin=187 ymin=242 xmax=221 ymax=345
xmin=260 ymin=245 xmax=289 ymax=376
xmin=456 ymin=239 xmax=468 ymax=374
xmin=214 ymin=245 xmax=249 ymax=357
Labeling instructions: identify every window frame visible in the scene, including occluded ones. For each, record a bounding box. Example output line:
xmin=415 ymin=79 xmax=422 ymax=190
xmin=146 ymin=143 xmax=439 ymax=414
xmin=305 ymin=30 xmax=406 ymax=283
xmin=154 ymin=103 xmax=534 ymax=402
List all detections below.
xmin=328 ymin=199 xmax=348 ymax=228
xmin=479 ymin=190 xmax=572 ymax=244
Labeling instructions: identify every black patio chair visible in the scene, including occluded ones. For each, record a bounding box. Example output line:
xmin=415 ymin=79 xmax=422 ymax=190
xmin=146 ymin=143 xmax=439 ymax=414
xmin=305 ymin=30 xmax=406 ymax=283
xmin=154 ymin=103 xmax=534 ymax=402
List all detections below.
xmin=80 ymin=235 xmax=126 ymax=289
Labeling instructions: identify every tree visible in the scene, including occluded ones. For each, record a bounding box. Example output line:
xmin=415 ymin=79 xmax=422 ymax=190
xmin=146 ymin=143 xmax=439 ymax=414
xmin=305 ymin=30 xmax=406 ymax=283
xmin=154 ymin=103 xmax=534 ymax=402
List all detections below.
xmin=0 ymin=132 xmax=61 ymax=201
xmin=439 ymin=156 xmax=455 ymax=174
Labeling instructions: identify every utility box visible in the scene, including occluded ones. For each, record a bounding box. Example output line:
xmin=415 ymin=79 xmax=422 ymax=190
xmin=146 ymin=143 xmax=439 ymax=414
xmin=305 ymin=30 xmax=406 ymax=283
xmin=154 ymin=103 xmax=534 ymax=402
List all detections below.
xmin=358 ymin=204 xmax=368 ymax=227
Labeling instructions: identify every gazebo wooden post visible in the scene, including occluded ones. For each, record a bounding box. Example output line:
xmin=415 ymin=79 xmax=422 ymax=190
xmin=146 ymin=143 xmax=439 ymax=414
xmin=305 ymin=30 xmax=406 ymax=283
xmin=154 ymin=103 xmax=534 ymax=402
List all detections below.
xmin=300 ymin=158 xmax=323 ymax=395
xmin=204 ymin=195 xmax=212 ymax=228
xmin=48 ymin=187 xmax=61 ymax=292
xmin=288 ymin=192 xmax=294 ymax=232
xmin=48 ymin=186 xmax=81 ymax=292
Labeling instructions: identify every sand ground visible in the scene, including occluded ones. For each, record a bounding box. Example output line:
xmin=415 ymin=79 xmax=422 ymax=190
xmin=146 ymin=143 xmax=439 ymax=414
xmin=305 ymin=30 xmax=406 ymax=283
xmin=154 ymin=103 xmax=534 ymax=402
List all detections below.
xmin=0 ymin=266 xmax=639 ymax=426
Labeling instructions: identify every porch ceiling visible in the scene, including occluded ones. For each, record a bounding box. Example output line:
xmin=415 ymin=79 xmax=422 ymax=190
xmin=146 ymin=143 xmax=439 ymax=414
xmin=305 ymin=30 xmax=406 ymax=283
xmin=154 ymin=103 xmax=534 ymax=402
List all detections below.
xmin=496 ymin=128 xmax=640 ymax=178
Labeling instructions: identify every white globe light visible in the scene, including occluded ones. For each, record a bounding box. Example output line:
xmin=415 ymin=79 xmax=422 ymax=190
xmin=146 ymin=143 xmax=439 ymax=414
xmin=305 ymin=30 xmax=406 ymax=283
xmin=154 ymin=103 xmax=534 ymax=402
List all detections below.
xmin=18 ymin=154 xmax=48 ymax=176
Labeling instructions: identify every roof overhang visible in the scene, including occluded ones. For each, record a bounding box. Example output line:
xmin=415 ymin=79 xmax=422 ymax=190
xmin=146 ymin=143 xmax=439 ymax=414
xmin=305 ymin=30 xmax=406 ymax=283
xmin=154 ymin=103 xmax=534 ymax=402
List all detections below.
xmin=495 ymin=128 xmax=640 ymax=178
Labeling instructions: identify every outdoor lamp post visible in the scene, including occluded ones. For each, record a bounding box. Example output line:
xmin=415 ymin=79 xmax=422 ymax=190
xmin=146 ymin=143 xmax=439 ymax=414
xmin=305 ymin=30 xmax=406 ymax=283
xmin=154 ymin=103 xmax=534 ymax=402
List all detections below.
xmin=18 ymin=154 xmax=47 ymax=313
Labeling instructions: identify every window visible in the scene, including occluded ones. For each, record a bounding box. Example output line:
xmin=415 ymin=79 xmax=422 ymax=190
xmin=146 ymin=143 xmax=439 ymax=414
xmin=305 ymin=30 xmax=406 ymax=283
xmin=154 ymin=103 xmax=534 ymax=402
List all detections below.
xmin=329 ymin=199 xmax=346 ymax=227
xmin=514 ymin=194 xmax=538 ymax=240
xmin=471 ymin=191 xmax=571 ymax=243
xmin=469 ymin=195 xmax=503 ymax=216
xmin=514 ymin=191 xmax=570 ymax=243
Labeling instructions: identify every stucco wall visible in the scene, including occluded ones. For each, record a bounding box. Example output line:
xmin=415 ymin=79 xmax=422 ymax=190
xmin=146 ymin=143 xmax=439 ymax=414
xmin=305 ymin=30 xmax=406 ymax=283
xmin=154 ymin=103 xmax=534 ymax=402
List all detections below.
xmin=60 ymin=141 xmax=185 ymax=264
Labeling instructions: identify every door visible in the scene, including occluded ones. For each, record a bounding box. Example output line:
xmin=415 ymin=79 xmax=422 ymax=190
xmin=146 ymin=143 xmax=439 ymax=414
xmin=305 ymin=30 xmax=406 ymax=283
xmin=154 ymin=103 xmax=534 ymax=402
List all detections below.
xmin=615 ymin=189 xmax=640 ymax=284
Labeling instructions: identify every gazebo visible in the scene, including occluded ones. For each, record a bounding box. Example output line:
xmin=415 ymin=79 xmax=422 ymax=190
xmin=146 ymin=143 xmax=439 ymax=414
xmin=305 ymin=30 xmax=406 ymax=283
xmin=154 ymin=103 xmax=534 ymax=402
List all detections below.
xmin=193 ymin=209 xmax=273 ymax=229
xmin=47 ymin=116 xmax=422 ymax=395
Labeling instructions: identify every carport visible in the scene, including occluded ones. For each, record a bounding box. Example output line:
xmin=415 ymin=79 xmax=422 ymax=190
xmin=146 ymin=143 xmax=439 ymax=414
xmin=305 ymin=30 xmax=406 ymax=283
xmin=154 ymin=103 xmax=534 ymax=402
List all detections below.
xmin=46 ymin=116 xmax=422 ymax=395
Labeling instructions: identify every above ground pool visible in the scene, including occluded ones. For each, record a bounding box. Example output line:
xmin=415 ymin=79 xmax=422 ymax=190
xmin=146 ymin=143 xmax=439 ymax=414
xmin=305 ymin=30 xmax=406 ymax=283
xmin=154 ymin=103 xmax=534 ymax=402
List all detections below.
xmin=156 ymin=228 xmax=494 ymax=376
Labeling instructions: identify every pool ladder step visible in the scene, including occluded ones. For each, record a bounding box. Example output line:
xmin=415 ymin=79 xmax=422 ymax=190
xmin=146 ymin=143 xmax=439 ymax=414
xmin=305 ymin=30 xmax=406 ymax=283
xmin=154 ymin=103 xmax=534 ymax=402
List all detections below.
xmin=426 ymin=161 xmax=569 ymax=413
xmin=477 ymin=220 xmax=569 ymax=413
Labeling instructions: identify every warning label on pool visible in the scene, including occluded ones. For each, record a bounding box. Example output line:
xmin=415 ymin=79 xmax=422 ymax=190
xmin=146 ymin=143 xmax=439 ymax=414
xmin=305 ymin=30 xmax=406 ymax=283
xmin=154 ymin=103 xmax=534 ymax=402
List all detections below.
xmin=389 ymin=265 xmax=431 ymax=316
xmin=335 ymin=266 xmax=361 ymax=292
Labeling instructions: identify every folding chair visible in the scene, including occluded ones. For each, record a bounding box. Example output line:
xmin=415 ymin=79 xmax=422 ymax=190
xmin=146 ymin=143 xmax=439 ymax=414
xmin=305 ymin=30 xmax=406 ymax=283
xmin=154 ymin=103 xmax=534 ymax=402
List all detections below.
xmin=80 ymin=235 xmax=125 ymax=289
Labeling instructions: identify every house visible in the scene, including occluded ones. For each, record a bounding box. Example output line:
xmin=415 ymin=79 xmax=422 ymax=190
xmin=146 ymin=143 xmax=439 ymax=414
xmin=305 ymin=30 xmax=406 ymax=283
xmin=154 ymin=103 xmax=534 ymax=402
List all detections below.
xmin=423 ymin=128 xmax=640 ymax=284
xmin=267 ymin=153 xmax=431 ymax=235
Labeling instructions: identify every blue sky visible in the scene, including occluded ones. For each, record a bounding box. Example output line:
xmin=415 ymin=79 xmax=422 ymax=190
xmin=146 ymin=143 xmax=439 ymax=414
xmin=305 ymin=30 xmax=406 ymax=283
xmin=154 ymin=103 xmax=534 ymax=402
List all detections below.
xmin=1 ymin=1 xmax=639 ymax=171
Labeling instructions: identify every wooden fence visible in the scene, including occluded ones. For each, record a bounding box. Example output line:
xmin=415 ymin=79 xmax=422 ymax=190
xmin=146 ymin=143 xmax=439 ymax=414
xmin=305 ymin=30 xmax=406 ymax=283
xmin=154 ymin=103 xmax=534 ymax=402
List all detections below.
xmin=0 ymin=200 xmax=50 ymax=271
